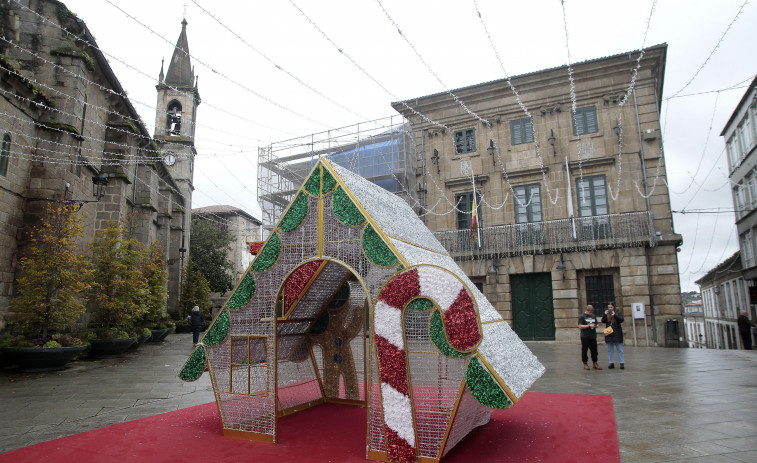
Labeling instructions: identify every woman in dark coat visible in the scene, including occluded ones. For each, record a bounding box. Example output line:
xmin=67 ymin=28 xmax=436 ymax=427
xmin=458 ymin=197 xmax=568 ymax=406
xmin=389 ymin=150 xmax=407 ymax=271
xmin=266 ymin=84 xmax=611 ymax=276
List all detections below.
xmin=601 ymin=303 xmax=624 ymax=369
xmin=189 ymin=305 xmax=204 ymax=346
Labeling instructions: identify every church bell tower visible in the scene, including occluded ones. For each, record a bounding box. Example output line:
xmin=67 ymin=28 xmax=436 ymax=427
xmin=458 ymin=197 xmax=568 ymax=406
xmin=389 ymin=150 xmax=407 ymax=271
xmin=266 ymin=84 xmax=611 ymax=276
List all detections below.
xmin=154 ymin=18 xmax=200 ymax=313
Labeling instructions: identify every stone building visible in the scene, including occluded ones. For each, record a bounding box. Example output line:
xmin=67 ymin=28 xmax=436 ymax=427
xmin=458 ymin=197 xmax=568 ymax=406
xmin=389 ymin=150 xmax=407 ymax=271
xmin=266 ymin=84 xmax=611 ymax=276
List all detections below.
xmin=0 ymin=0 xmax=198 ymax=326
xmin=721 ymin=76 xmax=757 ymax=333
xmin=695 ymin=252 xmax=749 ymax=349
xmin=391 ymin=44 xmax=683 ymax=345
xmin=192 ymin=205 xmax=262 ymax=284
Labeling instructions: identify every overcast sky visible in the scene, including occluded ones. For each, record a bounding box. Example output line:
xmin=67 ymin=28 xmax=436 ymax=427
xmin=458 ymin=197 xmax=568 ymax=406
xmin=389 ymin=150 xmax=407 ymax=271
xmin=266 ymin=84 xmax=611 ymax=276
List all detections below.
xmin=58 ymin=0 xmax=756 ymax=292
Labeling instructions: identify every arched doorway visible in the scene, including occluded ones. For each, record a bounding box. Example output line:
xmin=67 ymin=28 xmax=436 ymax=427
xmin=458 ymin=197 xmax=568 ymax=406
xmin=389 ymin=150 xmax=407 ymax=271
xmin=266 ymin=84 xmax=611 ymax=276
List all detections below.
xmin=273 ymin=259 xmax=369 ymax=418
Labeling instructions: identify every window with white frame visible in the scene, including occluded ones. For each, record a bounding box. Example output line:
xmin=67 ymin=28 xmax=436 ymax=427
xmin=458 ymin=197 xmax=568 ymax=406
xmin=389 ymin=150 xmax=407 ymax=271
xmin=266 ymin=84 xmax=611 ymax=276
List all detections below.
xmin=738 ymin=114 xmax=754 ymax=155
xmin=734 ymin=183 xmax=747 ymax=219
xmin=727 ymin=136 xmax=740 ymax=171
xmin=742 ymin=230 xmax=755 ymax=268
xmin=747 ymin=169 xmax=757 ymax=209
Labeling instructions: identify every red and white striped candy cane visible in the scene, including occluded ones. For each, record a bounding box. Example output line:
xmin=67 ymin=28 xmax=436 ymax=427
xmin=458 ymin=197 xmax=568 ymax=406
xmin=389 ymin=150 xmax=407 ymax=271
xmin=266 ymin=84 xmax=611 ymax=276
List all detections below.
xmin=373 ymin=266 xmax=481 ymax=462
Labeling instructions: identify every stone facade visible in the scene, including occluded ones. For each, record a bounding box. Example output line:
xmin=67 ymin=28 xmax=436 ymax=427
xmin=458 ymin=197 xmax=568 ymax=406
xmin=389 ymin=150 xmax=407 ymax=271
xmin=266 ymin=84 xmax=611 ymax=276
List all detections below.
xmin=0 ymin=0 xmax=197 ymax=328
xmin=392 ymin=44 xmax=683 ymax=346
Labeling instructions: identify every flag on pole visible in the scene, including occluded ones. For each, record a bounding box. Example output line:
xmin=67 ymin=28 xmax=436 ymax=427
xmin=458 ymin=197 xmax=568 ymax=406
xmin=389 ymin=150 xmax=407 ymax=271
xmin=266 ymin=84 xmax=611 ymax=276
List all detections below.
xmin=470 ymin=195 xmax=479 ymax=245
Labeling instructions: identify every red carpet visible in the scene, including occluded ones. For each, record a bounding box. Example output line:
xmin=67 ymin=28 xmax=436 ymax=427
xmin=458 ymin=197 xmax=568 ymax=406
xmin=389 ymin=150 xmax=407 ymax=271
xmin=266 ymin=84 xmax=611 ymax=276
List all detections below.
xmin=0 ymin=392 xmax=619 ymax=462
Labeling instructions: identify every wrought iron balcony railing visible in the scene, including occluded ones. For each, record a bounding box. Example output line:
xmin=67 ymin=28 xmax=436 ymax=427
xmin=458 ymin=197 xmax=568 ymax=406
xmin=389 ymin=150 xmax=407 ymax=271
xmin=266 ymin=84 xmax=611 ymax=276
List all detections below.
xmin=432 ymin=211 xmax=656 ymax=259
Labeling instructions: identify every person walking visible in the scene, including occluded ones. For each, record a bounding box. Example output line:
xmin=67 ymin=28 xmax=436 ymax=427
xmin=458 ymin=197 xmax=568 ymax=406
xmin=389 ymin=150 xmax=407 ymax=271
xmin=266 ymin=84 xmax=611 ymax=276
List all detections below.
xmin=602 ymin=303 xmax=625 ymax=369
xmin=188 ymin=305 xmax=205 ymax=346
xmin=737 ymin=310 xmax=755 ymax=350
xmin=578 ymin=305 xmax=602 ymax=370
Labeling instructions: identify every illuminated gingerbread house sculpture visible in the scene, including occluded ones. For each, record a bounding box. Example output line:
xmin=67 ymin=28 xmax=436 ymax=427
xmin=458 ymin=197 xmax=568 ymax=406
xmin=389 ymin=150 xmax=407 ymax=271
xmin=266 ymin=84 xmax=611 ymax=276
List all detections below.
xmin=180 ymin=159 xmax=545 ymax=463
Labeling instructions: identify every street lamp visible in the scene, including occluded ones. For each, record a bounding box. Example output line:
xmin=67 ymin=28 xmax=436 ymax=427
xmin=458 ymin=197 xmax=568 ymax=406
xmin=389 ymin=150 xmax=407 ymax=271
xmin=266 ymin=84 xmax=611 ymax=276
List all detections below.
xmin=548 ymin=129 xmax=556 ymax=156
xmin=487 ymin=139 xmax=496 ymax=165
xmin=92 ymin=172 xmax=109 ymax=201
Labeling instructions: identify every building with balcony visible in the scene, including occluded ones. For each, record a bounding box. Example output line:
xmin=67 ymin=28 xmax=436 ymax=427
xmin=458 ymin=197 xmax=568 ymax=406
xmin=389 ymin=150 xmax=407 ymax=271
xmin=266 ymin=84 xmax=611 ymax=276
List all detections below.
xmin=391 ymin=44 xmax=682 ymax=345
xmin=258 ymin=45 xmax=683 ymax=345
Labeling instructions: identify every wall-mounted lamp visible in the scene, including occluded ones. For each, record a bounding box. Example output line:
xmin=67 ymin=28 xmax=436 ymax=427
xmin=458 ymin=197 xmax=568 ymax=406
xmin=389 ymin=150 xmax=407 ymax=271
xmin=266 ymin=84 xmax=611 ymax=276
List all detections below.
xmin=487 ymin=139 xmax=496 ymax=165
xmin=548 ymin=129 xmax=556 ymax=156
xmin=167 ymin=247 xmax=187 ymax=266
xmin=431 ymin=148 xmax=440 ymax=174
xmin=91 ymin=172 xmax=109 ymax=201
xmin=488 ymin=257 xmax=500 ymax=283
xmin=613 ymin=124 xmax=621 ymax=137
xmin=556 ymin=252 xmax=566 ymax=280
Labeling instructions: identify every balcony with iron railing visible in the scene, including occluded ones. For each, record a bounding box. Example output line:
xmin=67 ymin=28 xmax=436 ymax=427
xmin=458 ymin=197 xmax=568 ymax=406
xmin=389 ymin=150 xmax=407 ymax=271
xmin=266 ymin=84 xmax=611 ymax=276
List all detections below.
xmin=432 ymin=211 xmax=656 ymax=260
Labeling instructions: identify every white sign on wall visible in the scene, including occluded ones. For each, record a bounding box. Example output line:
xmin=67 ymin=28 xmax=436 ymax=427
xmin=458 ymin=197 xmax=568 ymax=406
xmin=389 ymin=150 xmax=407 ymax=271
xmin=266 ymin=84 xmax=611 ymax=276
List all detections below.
xmin=631 ymin=302 xmax=646 ymax=320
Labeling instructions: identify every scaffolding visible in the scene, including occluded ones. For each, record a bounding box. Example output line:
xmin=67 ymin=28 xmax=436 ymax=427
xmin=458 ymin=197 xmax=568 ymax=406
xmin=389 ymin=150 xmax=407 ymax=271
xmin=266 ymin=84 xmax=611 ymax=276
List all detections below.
xmin=257 ymin=115 xmax=419 ymax=235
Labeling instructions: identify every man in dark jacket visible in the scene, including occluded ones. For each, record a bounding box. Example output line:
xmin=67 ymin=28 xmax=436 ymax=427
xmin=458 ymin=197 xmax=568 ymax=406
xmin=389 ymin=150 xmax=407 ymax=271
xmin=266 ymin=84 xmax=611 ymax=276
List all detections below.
xmin=578 ymin=305 xmax=601 ymax=370
xmin=737 ymin=310 xmax=755 ymax=350
xmin=601 ymin=303 xmax=624 ymax=369
xmin=189 ymin=305 xmax=205 ymax=346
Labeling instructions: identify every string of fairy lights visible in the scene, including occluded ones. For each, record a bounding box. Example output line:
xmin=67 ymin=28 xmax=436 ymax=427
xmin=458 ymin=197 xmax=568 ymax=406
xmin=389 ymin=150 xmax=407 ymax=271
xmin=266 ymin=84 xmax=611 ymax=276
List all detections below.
xmin=2 ymin=0 xmax=752 ymax=289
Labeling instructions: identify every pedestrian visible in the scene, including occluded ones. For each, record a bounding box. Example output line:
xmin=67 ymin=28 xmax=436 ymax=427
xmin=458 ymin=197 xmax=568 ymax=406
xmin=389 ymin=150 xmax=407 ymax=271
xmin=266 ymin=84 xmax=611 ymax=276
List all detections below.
xmin=602 ymin=303 xmax=624 ymax=369
xmin=188 ymin=305 xmax=204 ymax=346
xmin=737 ymin=310 xmax=755 ymax=350
xmin=578 ymin=304 xmax=602 ymax=370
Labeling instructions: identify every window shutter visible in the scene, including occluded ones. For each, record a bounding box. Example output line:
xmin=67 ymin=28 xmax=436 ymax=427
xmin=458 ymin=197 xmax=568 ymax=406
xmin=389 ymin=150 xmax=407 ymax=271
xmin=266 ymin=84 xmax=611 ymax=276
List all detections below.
xmin=524 ymin=118 xmax=534 ymax=143
xmin=511 ymin=120 xmax=522 ymax=145
xmin=586 ymin=107 xmax=598 ymax=134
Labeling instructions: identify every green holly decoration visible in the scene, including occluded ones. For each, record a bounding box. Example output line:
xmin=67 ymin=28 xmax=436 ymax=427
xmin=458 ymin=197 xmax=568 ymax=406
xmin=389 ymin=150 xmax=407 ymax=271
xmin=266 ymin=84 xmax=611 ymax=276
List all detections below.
xmin=466 ymin=356 xmax=513 ymax=409
xmin=279 ymin=192 xmax=309 ymax=232
xmin=252 ymin=232 xmax=281 ymax=272
xmin=203 ymin=308 xmax=230 ymax=347
xmin=332 ymin=187 xmax=365 ymax=226
xmin=362 ymin=225 xmax=398 ymax=267
xmin=303 ymin=165 xmax=321 ymax=196
xmin=321 ymin=166 xmax=337 ymax=194
xmin=227 ymin=273 xmax=255 ymax=310
xmin=179 ymin=346 xmax=206 ymax=382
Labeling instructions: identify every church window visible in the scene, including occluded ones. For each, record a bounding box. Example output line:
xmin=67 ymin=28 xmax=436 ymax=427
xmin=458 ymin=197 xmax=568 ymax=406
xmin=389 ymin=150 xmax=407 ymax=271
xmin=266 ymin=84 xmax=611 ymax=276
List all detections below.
xmin=167 ymin=102 xmax=182 ymax=136
xmin=0 ymin=133 xmax=10 ymax=176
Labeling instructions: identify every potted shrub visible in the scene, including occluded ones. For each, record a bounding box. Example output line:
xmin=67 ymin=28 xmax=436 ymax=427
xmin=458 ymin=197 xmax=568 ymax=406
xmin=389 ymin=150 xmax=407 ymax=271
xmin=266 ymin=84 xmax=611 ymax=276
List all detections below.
xmin=86 ymin=217 xmax=147 ymax=357
xmin=131 ymin=243 xmax=167 ymax=348
xmin=1 ymin=203 xmax=90 ymax=371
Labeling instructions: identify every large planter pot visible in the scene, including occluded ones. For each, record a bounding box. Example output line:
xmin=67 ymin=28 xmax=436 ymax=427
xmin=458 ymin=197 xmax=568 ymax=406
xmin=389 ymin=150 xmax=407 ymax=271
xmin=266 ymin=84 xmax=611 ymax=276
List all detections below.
xmin=1 ymin=346 xmax=86 ymax=372
xmin=127 ymin=332 xmax=152 ymax=351
xmin=175 ymin=324 xmax=192 ymax=334
xmin=148 ymin=327 xmax=174 ymax=343
xmin=88 ymin=338 xmax=137 ymax=359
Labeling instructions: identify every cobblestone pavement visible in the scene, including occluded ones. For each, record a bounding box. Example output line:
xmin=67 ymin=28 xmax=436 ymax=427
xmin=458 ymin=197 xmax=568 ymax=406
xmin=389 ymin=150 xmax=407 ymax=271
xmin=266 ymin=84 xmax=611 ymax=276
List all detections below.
xmin=0 ymin=333 xmax=756 ymax=462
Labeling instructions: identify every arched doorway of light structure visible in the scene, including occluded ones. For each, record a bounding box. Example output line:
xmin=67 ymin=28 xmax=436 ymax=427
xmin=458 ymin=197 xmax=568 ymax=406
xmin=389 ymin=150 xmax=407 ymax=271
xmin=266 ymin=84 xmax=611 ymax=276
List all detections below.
xmin=273 ymin=257 xmax=371 ymax=418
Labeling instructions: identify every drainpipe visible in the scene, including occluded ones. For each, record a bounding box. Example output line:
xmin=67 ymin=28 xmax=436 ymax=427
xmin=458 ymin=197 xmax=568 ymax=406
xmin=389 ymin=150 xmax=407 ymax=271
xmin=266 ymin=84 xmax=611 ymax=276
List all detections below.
xmin=633 ymin=87 xmax=658 ymax=345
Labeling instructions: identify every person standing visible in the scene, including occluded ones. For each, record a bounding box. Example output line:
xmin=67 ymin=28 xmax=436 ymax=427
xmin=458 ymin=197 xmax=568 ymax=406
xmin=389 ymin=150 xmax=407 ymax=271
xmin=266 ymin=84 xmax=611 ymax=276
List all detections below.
xmin=602 ymin=303 xmax=625 ymax=369
xmin=189 ymin=305 xmax=205 ymax=346
xmin=578 ymin=305 xmax=602 ymax=370
xmin=737 ymin=310 xmax=755 ymax=350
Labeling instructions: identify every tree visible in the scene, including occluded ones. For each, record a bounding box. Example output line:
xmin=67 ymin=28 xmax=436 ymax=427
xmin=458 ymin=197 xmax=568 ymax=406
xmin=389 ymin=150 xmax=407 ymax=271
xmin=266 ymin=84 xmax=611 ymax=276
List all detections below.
xmin=139 ymin=242 xmax=168 ymax=328
xmin=178 ymin=258 xmax=211 ymax=320
xmin=8 ymin=203 xmax=92 ymax=338
xmin=190 ymin=216 xmax=233 ymax=293
xmin=88 ymin=217 xmax=149 ymax=334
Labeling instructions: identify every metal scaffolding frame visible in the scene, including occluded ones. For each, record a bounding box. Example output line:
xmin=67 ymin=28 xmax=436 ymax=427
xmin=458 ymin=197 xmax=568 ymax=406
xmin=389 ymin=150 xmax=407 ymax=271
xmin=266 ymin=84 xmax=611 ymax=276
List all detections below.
xmin=257 ymin=115 xmax=419 ymax=236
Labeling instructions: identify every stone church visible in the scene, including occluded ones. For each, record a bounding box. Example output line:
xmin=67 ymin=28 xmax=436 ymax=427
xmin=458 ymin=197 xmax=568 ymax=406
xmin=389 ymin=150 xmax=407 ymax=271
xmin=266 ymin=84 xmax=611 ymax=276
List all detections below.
xmin=0 ymin=0 xmax=198 ymax=328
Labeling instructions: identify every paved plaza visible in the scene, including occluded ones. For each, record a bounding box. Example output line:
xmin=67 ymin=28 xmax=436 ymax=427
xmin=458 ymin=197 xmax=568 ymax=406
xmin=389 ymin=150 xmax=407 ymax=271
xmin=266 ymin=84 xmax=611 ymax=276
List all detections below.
xmin=0 ymin=333 xmax=755 ymax=462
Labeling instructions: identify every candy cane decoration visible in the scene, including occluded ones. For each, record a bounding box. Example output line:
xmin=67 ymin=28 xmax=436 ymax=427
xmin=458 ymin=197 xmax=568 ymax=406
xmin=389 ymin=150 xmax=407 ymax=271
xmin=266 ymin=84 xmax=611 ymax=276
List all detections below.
xmin=373 ymin=266 xmax=482 ymax=462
